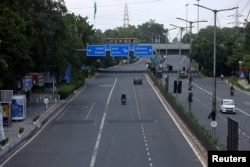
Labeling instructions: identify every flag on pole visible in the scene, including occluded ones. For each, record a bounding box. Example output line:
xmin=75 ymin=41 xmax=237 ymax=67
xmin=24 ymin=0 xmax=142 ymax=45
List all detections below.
xmin=94 ymin=1 xmax=97 ymax=19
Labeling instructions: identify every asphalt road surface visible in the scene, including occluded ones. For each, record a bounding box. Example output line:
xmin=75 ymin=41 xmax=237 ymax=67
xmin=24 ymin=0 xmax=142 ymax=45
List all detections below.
xmin=1 ymin=58 xmax=204 ymax=167
xmin=165 ymin=55 xmax=250 ymax=150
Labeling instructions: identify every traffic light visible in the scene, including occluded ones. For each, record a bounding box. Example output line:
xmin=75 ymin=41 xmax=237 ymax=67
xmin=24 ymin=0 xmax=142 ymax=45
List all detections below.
xmin=188 ymin=93 xmax=193 ymax=102
xmin=174 ymin=80 xmax=177 ymax=93
xmin=174 ymin=80 xmax=182 ymax=94
xmin=165 ymin=76 xmax=169 ymax=93
xmin=178 ymin=81 xmax=182 ymax=93
xmin=211 ymin=111 xmax=216 ymax=121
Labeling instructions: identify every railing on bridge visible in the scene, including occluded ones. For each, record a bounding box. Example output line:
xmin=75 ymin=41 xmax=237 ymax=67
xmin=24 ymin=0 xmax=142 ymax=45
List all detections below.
xmin=148 ymin=43 xmax=190 ymax=50
xmin=151 ymin=43 xmax=190 ymax=55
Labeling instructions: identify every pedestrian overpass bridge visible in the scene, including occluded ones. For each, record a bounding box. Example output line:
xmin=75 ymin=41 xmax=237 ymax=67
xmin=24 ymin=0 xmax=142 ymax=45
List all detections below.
xmin=150 ymin=43 xmax=190 ymax=55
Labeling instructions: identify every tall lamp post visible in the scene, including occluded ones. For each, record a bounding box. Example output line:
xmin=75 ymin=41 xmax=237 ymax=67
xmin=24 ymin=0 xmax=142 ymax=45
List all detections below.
xmin=185 ymin=3 xmax=189 ymax=35
xmin=176 ymin=17 xmax=207 ymax=112
xmin=194 ymin=4 xmax=238 ymax=139
xmin=196 ymin=0 xmax=201 ymax=32
xmin=170 ymin=24 xmax=185 ymax=101
xmin=169 ymin=24 xmax=185 ymax=75
xmin=176 ymin=18 xmax=207 ymax=83
xmin=163 ymin=28 xmax=176 ymax=57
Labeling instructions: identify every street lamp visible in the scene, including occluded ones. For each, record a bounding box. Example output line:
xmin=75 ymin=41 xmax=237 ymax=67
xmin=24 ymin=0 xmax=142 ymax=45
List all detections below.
xmin=176 ymin=17 xmax=207 ymax=86
xmin=196 ymin=0 xmax=201 ymax=32
xmin=185 ymin=3 xmax=189 ymax=34
xmin=163 ymin=28 xmax=176 ymax=57
xmin=170 ymin=24 xmax=185 ymax=101
xmin=194 ymin=3 xmax=238 ymax=139
xmin=176 ymin=17 xmax=207 ymax=112
xmin=170 ymin=24 xmax=185 ymax=75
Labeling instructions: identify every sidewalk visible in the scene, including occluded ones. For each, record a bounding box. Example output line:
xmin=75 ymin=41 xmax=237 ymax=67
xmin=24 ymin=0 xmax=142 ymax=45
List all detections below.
xmin=0 ymin=89 xmax=64 ymax=160
xmin=238 ymin=79 xmax=250 ymax=89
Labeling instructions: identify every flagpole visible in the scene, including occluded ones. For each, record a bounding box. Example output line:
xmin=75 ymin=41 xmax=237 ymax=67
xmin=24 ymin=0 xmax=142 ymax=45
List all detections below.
xmin=94 ymin=0 xmax=97 ymax=29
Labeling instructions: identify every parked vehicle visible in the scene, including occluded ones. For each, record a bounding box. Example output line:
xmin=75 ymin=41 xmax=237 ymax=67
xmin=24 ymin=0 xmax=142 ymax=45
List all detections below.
xmin=159 ymin=64 xmax=164 ymax=69
xmin=179 ymin=71 xmax=187 ymax=79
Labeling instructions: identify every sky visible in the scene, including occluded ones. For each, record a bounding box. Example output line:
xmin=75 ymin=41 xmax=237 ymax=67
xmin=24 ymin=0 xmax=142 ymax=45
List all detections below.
xmin=64 ymin=0 xmax=250 ymax=40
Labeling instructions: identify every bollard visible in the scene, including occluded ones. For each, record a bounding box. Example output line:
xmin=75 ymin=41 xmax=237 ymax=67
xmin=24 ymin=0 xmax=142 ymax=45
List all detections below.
xmin=36 ymin=97 xmax=39 ymax=104
xmin=55 ymin=98 xmax=57 ymax=103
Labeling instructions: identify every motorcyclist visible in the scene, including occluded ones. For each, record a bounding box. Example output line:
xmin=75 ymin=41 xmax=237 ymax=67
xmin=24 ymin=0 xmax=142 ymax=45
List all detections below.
xmin=121 ymin=92 xmax=126 ymax=99
xmin=230 ymin=85 xmax=234 ymax=91
xmin=230 ymin=85 xmax=234 ymax=96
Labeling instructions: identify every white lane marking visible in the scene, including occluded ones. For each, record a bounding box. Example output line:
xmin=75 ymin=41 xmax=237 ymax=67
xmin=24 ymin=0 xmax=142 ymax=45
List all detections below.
xmin=145 ymin=74 xmax=206 ymax=167
xmin=236 ymin=108 xmax=250 ymax=117
xmin=193 ymin=82 xmax=250 ymax=117
xmin=133 ymin=84 xmax=153 ymax=167
xmin=133 ymin=85 xmax=141 ymax=120
xmin=86 ymin=102 xmax=96 ymax=120
xmin=89 ymin=78 xmax=117 ymax=167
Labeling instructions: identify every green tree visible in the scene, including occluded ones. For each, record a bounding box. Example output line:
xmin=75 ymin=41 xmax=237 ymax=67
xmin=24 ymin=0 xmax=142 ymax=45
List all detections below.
xmin=63 ymin=13 xmax=95 ymax=80
xmin=137 ymin=20 xmax=167 ymax=43
xmin=244 ymin=22 xmax=250 ymax=53
xmin=0 ymin=0 xmax=34 ymax=89
xmin=192 ymin=26 xmax=244 ymax=76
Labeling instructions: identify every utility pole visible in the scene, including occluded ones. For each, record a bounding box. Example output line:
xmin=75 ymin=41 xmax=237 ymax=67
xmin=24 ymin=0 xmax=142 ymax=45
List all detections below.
xmin=194 ymin=4 xmax=238 ymax=139
xmin=123 ymin=3 xmax=129 ymax=28
xmin=228 ymin=7 xmax=243 ymax=27
xmin=176 ymin=17 xmax=207 ymax=112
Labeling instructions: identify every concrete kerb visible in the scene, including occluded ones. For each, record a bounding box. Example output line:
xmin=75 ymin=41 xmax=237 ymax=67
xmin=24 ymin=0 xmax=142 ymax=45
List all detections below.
xmin=0 ymin=85 xmax=86 ymax=161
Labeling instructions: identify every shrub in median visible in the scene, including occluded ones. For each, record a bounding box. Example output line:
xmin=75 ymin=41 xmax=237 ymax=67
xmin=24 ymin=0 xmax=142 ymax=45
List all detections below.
xmin=58 ymin=79 xmax=84 ymax=99
xmin=58 ymin=84 xmax=76 ymax=99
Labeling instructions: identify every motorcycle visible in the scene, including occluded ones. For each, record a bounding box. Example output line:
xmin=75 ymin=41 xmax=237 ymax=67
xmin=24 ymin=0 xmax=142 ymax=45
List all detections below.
xmin=121 ymin=97 xmax=126 ymax=105
xmin=230 ymin=89 xmax=234 ymax=96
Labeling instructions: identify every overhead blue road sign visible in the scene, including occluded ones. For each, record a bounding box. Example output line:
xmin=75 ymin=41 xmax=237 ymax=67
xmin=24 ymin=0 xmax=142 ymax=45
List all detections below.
xmin=134 ymin=45 xmax=153 ymax=56
xmin=104 ymin=44 xmax=111 ymax=50
xmin=105 ymin=43 xmax=135 ymax=50
xmin=129 ymin=43 xmax=136 ymax=50
xmin=110 ymin=45 xmax=129 ymax=57
xmin=87 ymin=45 xmax=106 ymax=56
